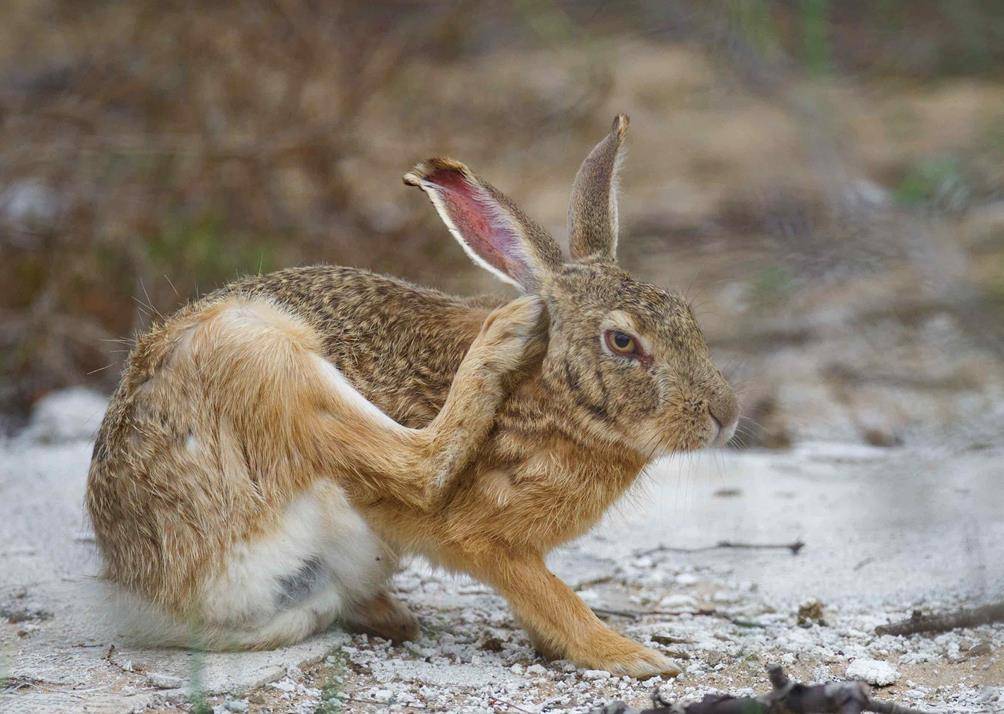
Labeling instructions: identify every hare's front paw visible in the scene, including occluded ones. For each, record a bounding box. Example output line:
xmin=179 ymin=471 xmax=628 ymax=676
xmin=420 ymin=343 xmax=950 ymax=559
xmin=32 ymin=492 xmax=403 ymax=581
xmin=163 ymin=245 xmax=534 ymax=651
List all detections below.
xmin=573 ymin=639 xmax=682 ymax=680
xmin=605 ymin=646 xmax=682 ymax=679
xmin=478 ymin=295 xmax=546 ymax=371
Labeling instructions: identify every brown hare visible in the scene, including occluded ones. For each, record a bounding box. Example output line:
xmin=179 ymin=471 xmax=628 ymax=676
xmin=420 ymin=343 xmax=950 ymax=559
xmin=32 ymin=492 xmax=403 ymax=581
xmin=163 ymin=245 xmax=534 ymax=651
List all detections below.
xmin=86 ymin=115 xmax=738 ymax=678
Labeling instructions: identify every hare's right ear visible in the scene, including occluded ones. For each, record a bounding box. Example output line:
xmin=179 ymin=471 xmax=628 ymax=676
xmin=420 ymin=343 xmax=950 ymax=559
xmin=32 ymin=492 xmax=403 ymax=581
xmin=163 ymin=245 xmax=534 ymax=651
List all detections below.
xmin=405 ymin=158 xmax=562 ymax=293
xmin=568 ymin=114 xmax=629 ymax=262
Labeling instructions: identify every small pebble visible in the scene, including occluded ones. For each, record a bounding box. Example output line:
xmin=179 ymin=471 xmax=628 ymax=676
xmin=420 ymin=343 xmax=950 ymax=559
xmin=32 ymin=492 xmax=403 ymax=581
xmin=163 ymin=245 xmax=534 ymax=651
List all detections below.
xmin=846 ymin=658 xmax=899 ymax=686
xmin=659 ymin=594 xmax=698 ymax=611
xmin=146 ymin=673 xmax=183 ymax=689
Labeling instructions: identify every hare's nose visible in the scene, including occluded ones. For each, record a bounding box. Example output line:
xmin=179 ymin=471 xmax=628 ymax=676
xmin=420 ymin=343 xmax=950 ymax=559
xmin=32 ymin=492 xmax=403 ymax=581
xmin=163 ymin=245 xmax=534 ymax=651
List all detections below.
xmin=710 ymin=413 xmax=737 ymax=446
xmin=709 ymin=392 xmax=739 ymax=446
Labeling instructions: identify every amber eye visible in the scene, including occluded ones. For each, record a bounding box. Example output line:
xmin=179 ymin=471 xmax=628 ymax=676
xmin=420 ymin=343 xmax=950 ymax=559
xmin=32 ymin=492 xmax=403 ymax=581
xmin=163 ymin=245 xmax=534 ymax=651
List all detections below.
xmin=605 ymin=329 xmax=638 ymax=356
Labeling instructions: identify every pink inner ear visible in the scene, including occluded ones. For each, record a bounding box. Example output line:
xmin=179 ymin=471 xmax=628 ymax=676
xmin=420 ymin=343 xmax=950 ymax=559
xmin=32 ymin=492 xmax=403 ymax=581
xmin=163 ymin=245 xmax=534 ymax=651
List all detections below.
xmin=425 ymin=167 xmax=529 ymax=286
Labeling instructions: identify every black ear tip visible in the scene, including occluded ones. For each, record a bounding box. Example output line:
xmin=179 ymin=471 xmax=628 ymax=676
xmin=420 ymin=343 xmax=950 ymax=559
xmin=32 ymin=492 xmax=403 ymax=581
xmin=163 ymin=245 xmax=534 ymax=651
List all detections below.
xmin=612 ymin=114 xmax=630 ymax=138
xmin=403 ymin=159 xmax=435 ymax=186
xmin=401 ymin=158 xmax=467 ymax=188
xmin=403 ymin=158 xmax=473 ymax=188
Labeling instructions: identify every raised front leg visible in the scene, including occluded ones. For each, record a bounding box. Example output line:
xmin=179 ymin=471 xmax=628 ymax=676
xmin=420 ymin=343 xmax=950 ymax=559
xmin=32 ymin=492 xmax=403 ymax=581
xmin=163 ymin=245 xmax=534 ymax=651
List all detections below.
xmin=472 ymin=553 xmax=681 ymax=679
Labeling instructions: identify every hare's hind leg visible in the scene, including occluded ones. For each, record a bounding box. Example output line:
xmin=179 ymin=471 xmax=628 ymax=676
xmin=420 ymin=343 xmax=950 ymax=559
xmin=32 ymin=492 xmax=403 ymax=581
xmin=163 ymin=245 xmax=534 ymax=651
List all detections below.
xmin=198 ymin=294 xmax=543 ymax=512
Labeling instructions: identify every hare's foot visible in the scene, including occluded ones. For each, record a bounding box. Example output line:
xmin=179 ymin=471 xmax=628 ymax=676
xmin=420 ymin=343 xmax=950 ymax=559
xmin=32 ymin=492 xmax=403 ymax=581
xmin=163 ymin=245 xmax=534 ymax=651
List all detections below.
xmin=475 ymin=294 xmax=547 ymax=373
xmin=567 ymin=632 xmax=681 ymax=679
xmin=526 ymin=620 xmax=679 ymax=678
xmin=343 ymin=591 xmax=419 ymax=644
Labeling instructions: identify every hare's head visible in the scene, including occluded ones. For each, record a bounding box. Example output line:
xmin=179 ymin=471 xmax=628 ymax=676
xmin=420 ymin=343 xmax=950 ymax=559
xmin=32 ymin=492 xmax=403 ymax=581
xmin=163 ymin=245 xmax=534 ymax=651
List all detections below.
xmin=405 ymin=115 xmax=737 ymax=457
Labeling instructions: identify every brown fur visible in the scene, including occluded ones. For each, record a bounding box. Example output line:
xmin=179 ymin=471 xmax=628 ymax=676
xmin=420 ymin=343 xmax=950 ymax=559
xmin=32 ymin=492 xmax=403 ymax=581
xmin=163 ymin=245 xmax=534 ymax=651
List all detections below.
xmin=86 ymin=115 xmax=737 ymax=676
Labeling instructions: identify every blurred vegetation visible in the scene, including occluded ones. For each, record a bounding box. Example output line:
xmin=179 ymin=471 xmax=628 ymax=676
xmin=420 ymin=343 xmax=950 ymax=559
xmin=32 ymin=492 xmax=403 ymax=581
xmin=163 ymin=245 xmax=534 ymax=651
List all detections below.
xmin=2 ymin=0 xmax=1004 ymax=421
xmin=314 ymin=650 xmax=348 ymax=713
xmin=894 ymin=157 xmax=968 ymax=210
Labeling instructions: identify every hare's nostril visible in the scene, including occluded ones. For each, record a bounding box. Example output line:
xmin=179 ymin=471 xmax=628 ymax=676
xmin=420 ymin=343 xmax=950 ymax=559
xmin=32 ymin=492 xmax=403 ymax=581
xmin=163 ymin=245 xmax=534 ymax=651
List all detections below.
xmin=708 ymin=407 xmax=737 ymax=446
xmin=708 ymin=390 xmax=739 ymax=435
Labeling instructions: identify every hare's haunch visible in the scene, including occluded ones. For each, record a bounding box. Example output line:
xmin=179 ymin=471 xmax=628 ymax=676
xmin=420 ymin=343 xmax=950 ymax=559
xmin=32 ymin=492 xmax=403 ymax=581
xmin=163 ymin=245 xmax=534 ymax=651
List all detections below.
xmin=86 ymin=115 xmax=737 ymax=677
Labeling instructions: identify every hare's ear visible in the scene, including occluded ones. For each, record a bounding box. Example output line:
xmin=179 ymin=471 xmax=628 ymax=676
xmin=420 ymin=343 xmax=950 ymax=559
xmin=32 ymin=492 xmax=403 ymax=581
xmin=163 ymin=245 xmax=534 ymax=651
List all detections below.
xmin=568 ymin=114 xmax=629 ymax=262
xmin=405 ymin=158 xmax=562 ymax=292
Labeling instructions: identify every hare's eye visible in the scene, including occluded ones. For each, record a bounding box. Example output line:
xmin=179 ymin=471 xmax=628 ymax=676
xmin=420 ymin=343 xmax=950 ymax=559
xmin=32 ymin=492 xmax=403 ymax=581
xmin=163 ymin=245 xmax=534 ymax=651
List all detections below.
xmin=605 ymin=330 xmax=639 ymax=356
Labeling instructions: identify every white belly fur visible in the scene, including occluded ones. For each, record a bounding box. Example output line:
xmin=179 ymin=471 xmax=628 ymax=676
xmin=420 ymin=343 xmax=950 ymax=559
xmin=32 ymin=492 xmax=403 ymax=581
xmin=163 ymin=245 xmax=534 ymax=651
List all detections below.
xmin=110 ymin=480 xmax=394 ymax=650
xmin=199 ymin=480 xmax=393 ymax=646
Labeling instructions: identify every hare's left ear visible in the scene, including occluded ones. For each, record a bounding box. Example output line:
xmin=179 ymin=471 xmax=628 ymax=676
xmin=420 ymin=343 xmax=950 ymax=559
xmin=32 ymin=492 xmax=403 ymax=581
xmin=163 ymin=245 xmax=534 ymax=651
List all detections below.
xmin=405 ymin=158 xmax=562 ymax=293
xmin=568 ymin=114 xmax=629 ymax=262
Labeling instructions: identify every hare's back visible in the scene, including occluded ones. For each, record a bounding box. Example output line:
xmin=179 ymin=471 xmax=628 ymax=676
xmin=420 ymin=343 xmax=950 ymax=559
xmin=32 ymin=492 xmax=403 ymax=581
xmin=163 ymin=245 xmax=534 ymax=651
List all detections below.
xmin=232 ymin=265 xmax=498 ymax=427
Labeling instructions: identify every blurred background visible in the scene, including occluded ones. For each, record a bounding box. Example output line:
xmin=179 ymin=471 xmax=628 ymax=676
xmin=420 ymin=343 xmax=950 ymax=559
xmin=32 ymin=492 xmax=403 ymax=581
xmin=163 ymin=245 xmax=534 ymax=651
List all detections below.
xmin=3 ymin=0 xmax=1004 ymax=450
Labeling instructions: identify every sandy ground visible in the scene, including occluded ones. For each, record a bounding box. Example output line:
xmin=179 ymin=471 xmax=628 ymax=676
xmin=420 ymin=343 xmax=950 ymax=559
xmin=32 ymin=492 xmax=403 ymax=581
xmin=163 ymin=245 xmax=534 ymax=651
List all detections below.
xmin=1 ymin=390 xmax=1002 ymax=713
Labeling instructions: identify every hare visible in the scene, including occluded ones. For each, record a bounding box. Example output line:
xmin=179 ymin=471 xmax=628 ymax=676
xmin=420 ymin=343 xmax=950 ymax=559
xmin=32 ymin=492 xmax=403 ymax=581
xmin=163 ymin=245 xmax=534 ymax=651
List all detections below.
xmin=86 ymin=115 xmax=737 ymax=678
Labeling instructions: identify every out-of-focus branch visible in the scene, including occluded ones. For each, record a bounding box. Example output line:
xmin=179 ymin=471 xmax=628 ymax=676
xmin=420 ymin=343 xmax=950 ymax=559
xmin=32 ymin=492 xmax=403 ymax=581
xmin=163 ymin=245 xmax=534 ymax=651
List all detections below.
xmin=634 ymin=539 xmax=805 ymax=559
xmin=592 ymin=665 xmax=936 ymax=714
xmin=875 ymin=602 xmax=1004 ymax=637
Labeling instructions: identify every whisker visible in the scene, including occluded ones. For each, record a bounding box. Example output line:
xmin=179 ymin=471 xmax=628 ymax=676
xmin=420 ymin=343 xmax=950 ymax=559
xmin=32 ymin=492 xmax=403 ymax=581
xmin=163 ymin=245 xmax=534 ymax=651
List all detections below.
xmin=138 ymin=278 xmax=163 ymax=321
xmin=163 ymin=274 xmax=181 ymax=299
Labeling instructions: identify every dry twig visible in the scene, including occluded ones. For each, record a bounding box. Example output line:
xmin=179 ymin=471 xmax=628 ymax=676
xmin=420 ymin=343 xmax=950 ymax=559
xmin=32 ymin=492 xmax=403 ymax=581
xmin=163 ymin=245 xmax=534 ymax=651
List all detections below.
xmin=634 ymin=540 xmax=805 ymax=559
xmin=875 ymin=601 xmax=1004 ymax=637
xmin=592 ymin=607 xmax=765 ymax=629
xmin=592 ymin=665 xmax=936 ymax=714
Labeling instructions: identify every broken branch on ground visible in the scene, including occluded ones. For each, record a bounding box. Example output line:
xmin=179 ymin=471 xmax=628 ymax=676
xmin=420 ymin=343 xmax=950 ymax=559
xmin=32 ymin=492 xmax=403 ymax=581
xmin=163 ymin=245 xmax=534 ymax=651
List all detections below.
xmin=592 ymin=607 xmax=765 ymax=629
xmin=591 ymin=665 xmax=936 ymax=714
xmin=875 ymin=601 xmax=1004 ymax=636
xmin=634 ymin=540 xmax=805 ymax=559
